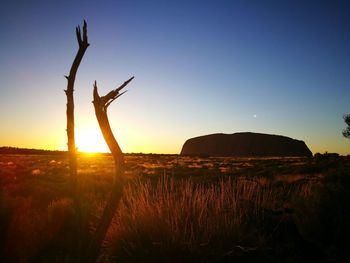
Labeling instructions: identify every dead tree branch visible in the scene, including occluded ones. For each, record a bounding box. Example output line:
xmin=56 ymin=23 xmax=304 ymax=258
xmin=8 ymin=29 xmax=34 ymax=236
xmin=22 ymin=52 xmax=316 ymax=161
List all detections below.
xmin=65 ymin=20 xmax=89 ymax=183
xmin=87 ymin=77 xmax=134 ymax=262
xmin=64 ymin=20 xmax=89 ymax=261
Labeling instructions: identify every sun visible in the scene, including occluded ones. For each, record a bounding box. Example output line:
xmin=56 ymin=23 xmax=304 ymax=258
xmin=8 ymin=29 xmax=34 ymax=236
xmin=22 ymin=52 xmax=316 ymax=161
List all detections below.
xmin=76 ymin=128 xmax=109 ymax=153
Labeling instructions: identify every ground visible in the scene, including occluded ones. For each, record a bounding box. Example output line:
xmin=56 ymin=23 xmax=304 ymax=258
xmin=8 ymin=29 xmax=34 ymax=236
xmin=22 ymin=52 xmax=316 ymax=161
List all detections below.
xmin=0 ymin=153 xmax=349 ymax=262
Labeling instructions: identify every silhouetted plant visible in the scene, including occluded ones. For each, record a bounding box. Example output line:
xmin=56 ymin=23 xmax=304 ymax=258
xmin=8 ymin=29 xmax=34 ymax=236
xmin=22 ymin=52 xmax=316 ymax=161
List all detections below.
xmin=87 ymin=78 xmax=134 ymax=263
xmin=3 ymin=154 xmax=348 ymax=261
xmin=64 ymin=20 xmax=89 ymax=261
xmin=65 ymin=20 xmax=89 ymax=184
xmin=0 ymin=189 xmax=10 ymax=258
xmin=294 ymin=161 xmax=350 ymax=261
xmin=342 ymin=114 xmax=350 ymax=138
xmin=107 ymin=176 xmax=308 ymax=262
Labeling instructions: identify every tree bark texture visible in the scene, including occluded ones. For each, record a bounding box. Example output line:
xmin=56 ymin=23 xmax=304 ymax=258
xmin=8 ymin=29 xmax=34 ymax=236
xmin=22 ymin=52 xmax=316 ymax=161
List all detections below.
xmin=87 ymin=77 xmax=134 ymax=263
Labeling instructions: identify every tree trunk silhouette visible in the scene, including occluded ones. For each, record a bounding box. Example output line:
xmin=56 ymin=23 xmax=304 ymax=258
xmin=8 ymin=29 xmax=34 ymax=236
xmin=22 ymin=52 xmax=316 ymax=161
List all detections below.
xmin=87 ymin=77 xmax=134 ymax=263
xmin=64 ymin=20 xmax=89 ymax=260
xmin=65 ymin=20 xmax=89 ymax=187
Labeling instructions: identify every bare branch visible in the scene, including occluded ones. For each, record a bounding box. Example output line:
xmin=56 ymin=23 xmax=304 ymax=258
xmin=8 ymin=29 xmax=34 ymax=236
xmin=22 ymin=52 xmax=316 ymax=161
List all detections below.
xmin=94 ymin=76 xmax=134 ymax=108
xmin=83 ymin=20 xmax=88 ymax=43
xmin=104 ymin=91 xmax=127 ymax=109
xmin=65 ymin=21 xmax=90 ymax=260
xmin=76 ymin=26 xmax=82 ymax=46
xmin=115 ymin=76 xmax=134 ymax=93
xmin=88 ymin=76 xmax=134 ymax=262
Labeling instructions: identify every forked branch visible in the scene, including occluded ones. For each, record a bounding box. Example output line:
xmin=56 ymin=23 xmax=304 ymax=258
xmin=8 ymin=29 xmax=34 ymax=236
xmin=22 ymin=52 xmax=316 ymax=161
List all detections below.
xmin=93 ymin=77 xmax=134 ymax=112
xmin=87 ymin=77 xmax=134 ymax=263
xmin=65 ymin=20 xmax=90 ymax=83
xmin=65 ymin=20 xmax=90 ymax=173
xmin=92 ymin=77 xmax=133 ymax=159
xmin=64 ymin=20 xmax=89 ymax=262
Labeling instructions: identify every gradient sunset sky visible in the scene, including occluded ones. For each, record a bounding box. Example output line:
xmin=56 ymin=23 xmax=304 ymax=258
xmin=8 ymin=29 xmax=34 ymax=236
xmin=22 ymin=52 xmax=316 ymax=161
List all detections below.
xmin=1 ymin=0 xmax=349 ymax=154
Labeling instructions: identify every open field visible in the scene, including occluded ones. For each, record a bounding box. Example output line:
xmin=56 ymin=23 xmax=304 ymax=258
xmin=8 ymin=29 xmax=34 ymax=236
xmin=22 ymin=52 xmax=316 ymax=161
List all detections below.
xmin=1 ymin=153 xmax=349 ymax=262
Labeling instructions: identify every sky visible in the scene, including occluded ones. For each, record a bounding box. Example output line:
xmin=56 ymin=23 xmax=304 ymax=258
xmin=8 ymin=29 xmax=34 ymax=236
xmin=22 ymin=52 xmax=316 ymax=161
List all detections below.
xmin=0 ymin=0 xmax=349 ymax=154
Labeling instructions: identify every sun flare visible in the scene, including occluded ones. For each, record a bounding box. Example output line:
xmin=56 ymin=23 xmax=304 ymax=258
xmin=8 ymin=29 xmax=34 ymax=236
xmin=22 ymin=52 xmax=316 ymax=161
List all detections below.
xmin=76 ymin=128 xmax=109 ymax=153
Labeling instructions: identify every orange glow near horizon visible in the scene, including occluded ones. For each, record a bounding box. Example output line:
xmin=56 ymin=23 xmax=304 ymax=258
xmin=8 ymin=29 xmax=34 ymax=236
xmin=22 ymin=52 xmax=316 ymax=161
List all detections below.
xmin=75 ymin=128 xmax=109 ymax=153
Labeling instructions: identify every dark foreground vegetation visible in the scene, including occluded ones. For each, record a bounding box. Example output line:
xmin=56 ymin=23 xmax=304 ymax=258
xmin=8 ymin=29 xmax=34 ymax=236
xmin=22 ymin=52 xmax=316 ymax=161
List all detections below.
xmin=0 ymin=153 xmax=349 ymax=262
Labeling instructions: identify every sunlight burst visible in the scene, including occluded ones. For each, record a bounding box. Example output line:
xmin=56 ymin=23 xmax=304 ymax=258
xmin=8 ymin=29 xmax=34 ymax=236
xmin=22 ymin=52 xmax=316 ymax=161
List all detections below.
xmin=76 ymin=128 xmax=109 ymax=153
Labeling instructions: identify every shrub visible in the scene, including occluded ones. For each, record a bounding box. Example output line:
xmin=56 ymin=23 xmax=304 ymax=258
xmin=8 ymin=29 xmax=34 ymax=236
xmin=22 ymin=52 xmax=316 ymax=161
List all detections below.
xmin=106 ymin=176 xmax=297 ymax=262
xmin=0 ymin=189 xmax=11 ymax=258
xmin=2 ymin=197 xmax=49 ymax=262
xmin=294 ymin=161 xmax=350 ymax=261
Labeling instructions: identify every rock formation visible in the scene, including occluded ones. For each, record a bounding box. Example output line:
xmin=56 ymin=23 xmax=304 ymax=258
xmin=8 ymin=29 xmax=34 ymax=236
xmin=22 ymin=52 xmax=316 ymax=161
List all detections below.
xmin=180 ymin=132 xmax=312 ymax=157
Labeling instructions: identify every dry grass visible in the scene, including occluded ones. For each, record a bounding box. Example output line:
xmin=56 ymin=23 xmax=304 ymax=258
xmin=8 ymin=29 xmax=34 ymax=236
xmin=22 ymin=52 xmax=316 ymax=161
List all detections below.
xmin=1 ymin=154 xmax=344 ymax=262
xmin=106 ymin=176 xmax=308 ymax=262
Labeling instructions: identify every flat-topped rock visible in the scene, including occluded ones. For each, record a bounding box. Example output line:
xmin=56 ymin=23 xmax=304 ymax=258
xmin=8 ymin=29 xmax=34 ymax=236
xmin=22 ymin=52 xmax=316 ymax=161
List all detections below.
xmin=180 ymin=132 xmax=312 ymax=157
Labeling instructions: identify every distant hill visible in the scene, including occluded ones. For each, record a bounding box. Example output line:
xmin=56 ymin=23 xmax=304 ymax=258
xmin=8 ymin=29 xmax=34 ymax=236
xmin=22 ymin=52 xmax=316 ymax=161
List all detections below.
xmin=0 ymin=147 xmax=67 ymax=155
xmin=180 ymin=132 xmax=312 ymax=157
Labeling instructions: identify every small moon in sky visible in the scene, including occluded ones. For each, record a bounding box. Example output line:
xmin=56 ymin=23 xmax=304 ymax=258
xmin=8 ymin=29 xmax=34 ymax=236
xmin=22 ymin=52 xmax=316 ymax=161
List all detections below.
xmin=253 ymin=114 xmax=257 ymax=118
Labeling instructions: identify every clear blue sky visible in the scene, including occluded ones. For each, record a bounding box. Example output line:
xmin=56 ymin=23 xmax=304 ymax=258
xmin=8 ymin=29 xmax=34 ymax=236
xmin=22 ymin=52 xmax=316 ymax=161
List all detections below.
xmin=0 ymin=0 xmax=349 ymax=154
